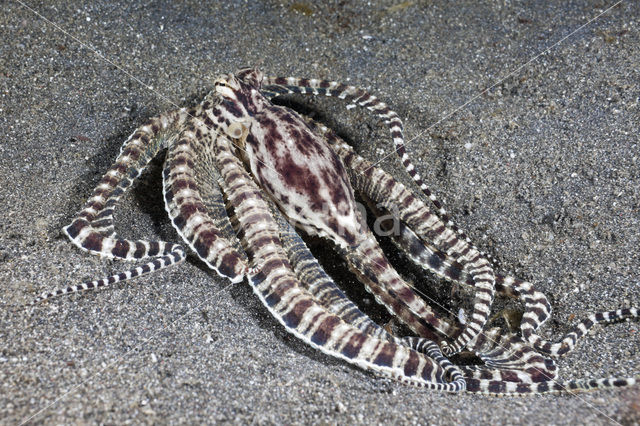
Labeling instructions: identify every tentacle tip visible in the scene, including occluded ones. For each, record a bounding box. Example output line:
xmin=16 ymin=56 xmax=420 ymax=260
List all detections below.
xmin=4 ymin=301 xmax=28 ymax=313
xmin=25 ymin=295 xmax=45 ymax=307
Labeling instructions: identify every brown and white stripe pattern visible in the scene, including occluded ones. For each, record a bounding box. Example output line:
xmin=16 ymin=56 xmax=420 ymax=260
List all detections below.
xmin=305 ymin=119 xmax=495 ymax=355
xmin=296 ymin=114 xmax=638 ymax=392
xmin=35 ymin=68 xmax=638 ymax=395
xmin=363 ymin=202 xmax=639 ymax=359
xmin=75 ymin=108 xmax=189 ymax=238
xmin=162 ymin=114 xmax=248 ymax=282
xmin=276 ymin=199 xmax=637 ymax=394
xmin=262 ymin=75 xmax=496 ymax=265
xmin=465 ymin=376 xmax=637 ymax=395
xmin=272 ymin=203 xmax=397 ymax=341
xmin=262 ymin=76 xmax=639 ymax=359
xmin=342 ymin=143 xmax=493 ymax=356
xmin=525 ymin=307 xmax=639 ymax=357
xmin=31 ymin=109 xmax=191 ymax=305
xmin=213 ymin=128 xmax=465 ymax=391
xmin=343 ymin=234 xmax=456 ymax=341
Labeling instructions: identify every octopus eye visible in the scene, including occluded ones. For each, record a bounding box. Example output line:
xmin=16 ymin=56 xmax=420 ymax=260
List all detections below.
xmin=214 ymin=74 xmax=239 ymax=98
xmin=226 ymin=122 xmax=246 ymax=139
